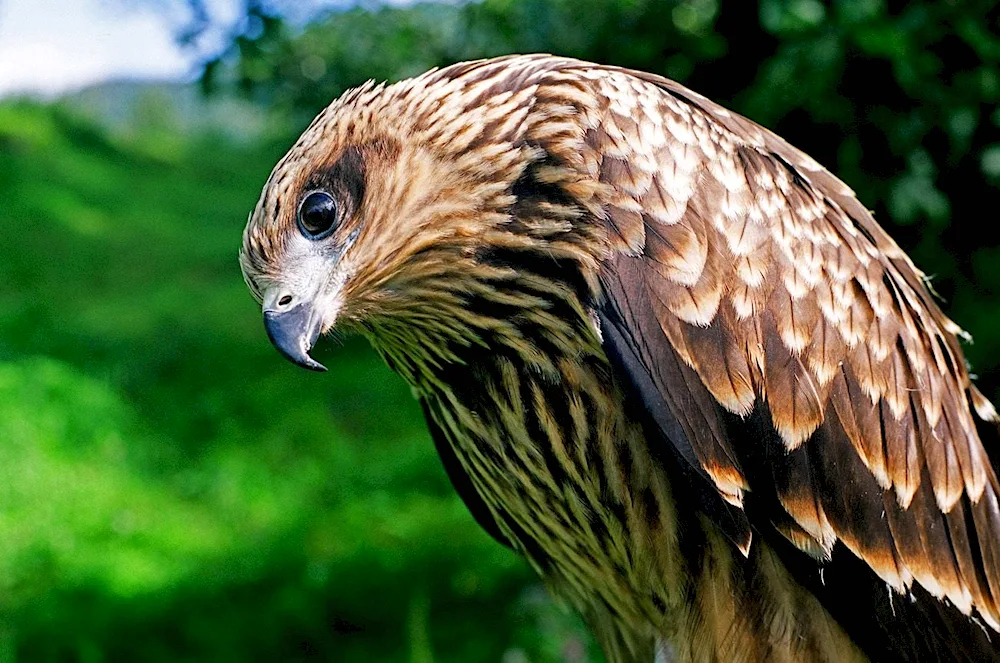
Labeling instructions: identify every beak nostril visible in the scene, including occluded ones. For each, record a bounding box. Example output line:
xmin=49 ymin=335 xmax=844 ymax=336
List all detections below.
xmin=278 ymin=295 xmax=293 ymax=307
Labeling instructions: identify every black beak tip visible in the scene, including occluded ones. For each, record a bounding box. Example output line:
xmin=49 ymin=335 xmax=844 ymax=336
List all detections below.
xmin=263 ymin=307 xmax=327 ymax=372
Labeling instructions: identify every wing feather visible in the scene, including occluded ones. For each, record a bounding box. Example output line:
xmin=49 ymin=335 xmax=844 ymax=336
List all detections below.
xmin=534 ymin=62 xmax=1000 ymax=633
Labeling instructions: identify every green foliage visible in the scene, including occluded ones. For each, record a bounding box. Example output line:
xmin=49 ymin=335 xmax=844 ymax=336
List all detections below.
xmin=0 ymin=101 xmax=591 ymax=661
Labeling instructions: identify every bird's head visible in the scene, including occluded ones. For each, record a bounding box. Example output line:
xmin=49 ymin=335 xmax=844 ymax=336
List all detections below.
xmin=240 ymin=63 xmax=595 ymax=376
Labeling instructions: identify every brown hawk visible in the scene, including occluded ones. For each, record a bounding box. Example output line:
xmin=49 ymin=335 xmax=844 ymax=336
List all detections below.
xmin=240 ymin=55 xmax=1000 ymax=662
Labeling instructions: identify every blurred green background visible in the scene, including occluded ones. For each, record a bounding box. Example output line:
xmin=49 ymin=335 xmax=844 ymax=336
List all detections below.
xmin=1 ymin=0 xmax=999 ymax=661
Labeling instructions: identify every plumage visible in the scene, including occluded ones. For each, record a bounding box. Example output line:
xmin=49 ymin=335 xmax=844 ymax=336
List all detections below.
xmin=240 ymin=55 xmax=1000 ymax=662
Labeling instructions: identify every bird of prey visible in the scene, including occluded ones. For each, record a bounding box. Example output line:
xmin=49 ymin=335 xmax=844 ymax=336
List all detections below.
xmin=240 ymin=55 xmax=1000 ymax=662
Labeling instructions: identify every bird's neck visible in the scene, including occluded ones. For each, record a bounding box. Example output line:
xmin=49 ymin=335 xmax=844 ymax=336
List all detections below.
xmin=364 ymin=231 xmax=604 ymax=388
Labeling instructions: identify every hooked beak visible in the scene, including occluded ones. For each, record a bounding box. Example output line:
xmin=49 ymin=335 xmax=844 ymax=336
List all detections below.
xmin=263 ymin=302 xmax=327 ymax=372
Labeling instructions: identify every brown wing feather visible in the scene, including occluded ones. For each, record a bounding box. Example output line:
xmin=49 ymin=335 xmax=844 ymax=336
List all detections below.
xmin=534 ymin=63 xmax=1000 ymax=631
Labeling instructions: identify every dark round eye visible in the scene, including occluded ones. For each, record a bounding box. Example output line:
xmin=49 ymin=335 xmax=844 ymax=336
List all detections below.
xmin=297 ymin=191 xmax=339 ymax=239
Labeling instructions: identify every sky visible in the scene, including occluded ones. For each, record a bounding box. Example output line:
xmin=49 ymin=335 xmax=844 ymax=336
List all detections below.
xmin=0 ymin=0 xmax=432 ymax=98
xmin=0 ymin=0 xmax=207 ymax=97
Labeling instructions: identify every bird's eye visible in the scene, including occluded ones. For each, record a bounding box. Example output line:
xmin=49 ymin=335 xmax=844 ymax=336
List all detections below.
xmin=297 ymin=191 xmax=339 ymax=239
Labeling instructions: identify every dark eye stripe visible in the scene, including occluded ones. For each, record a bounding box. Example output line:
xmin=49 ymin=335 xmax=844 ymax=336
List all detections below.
xmin=297 ymin=190 xmax=339 ymax=239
